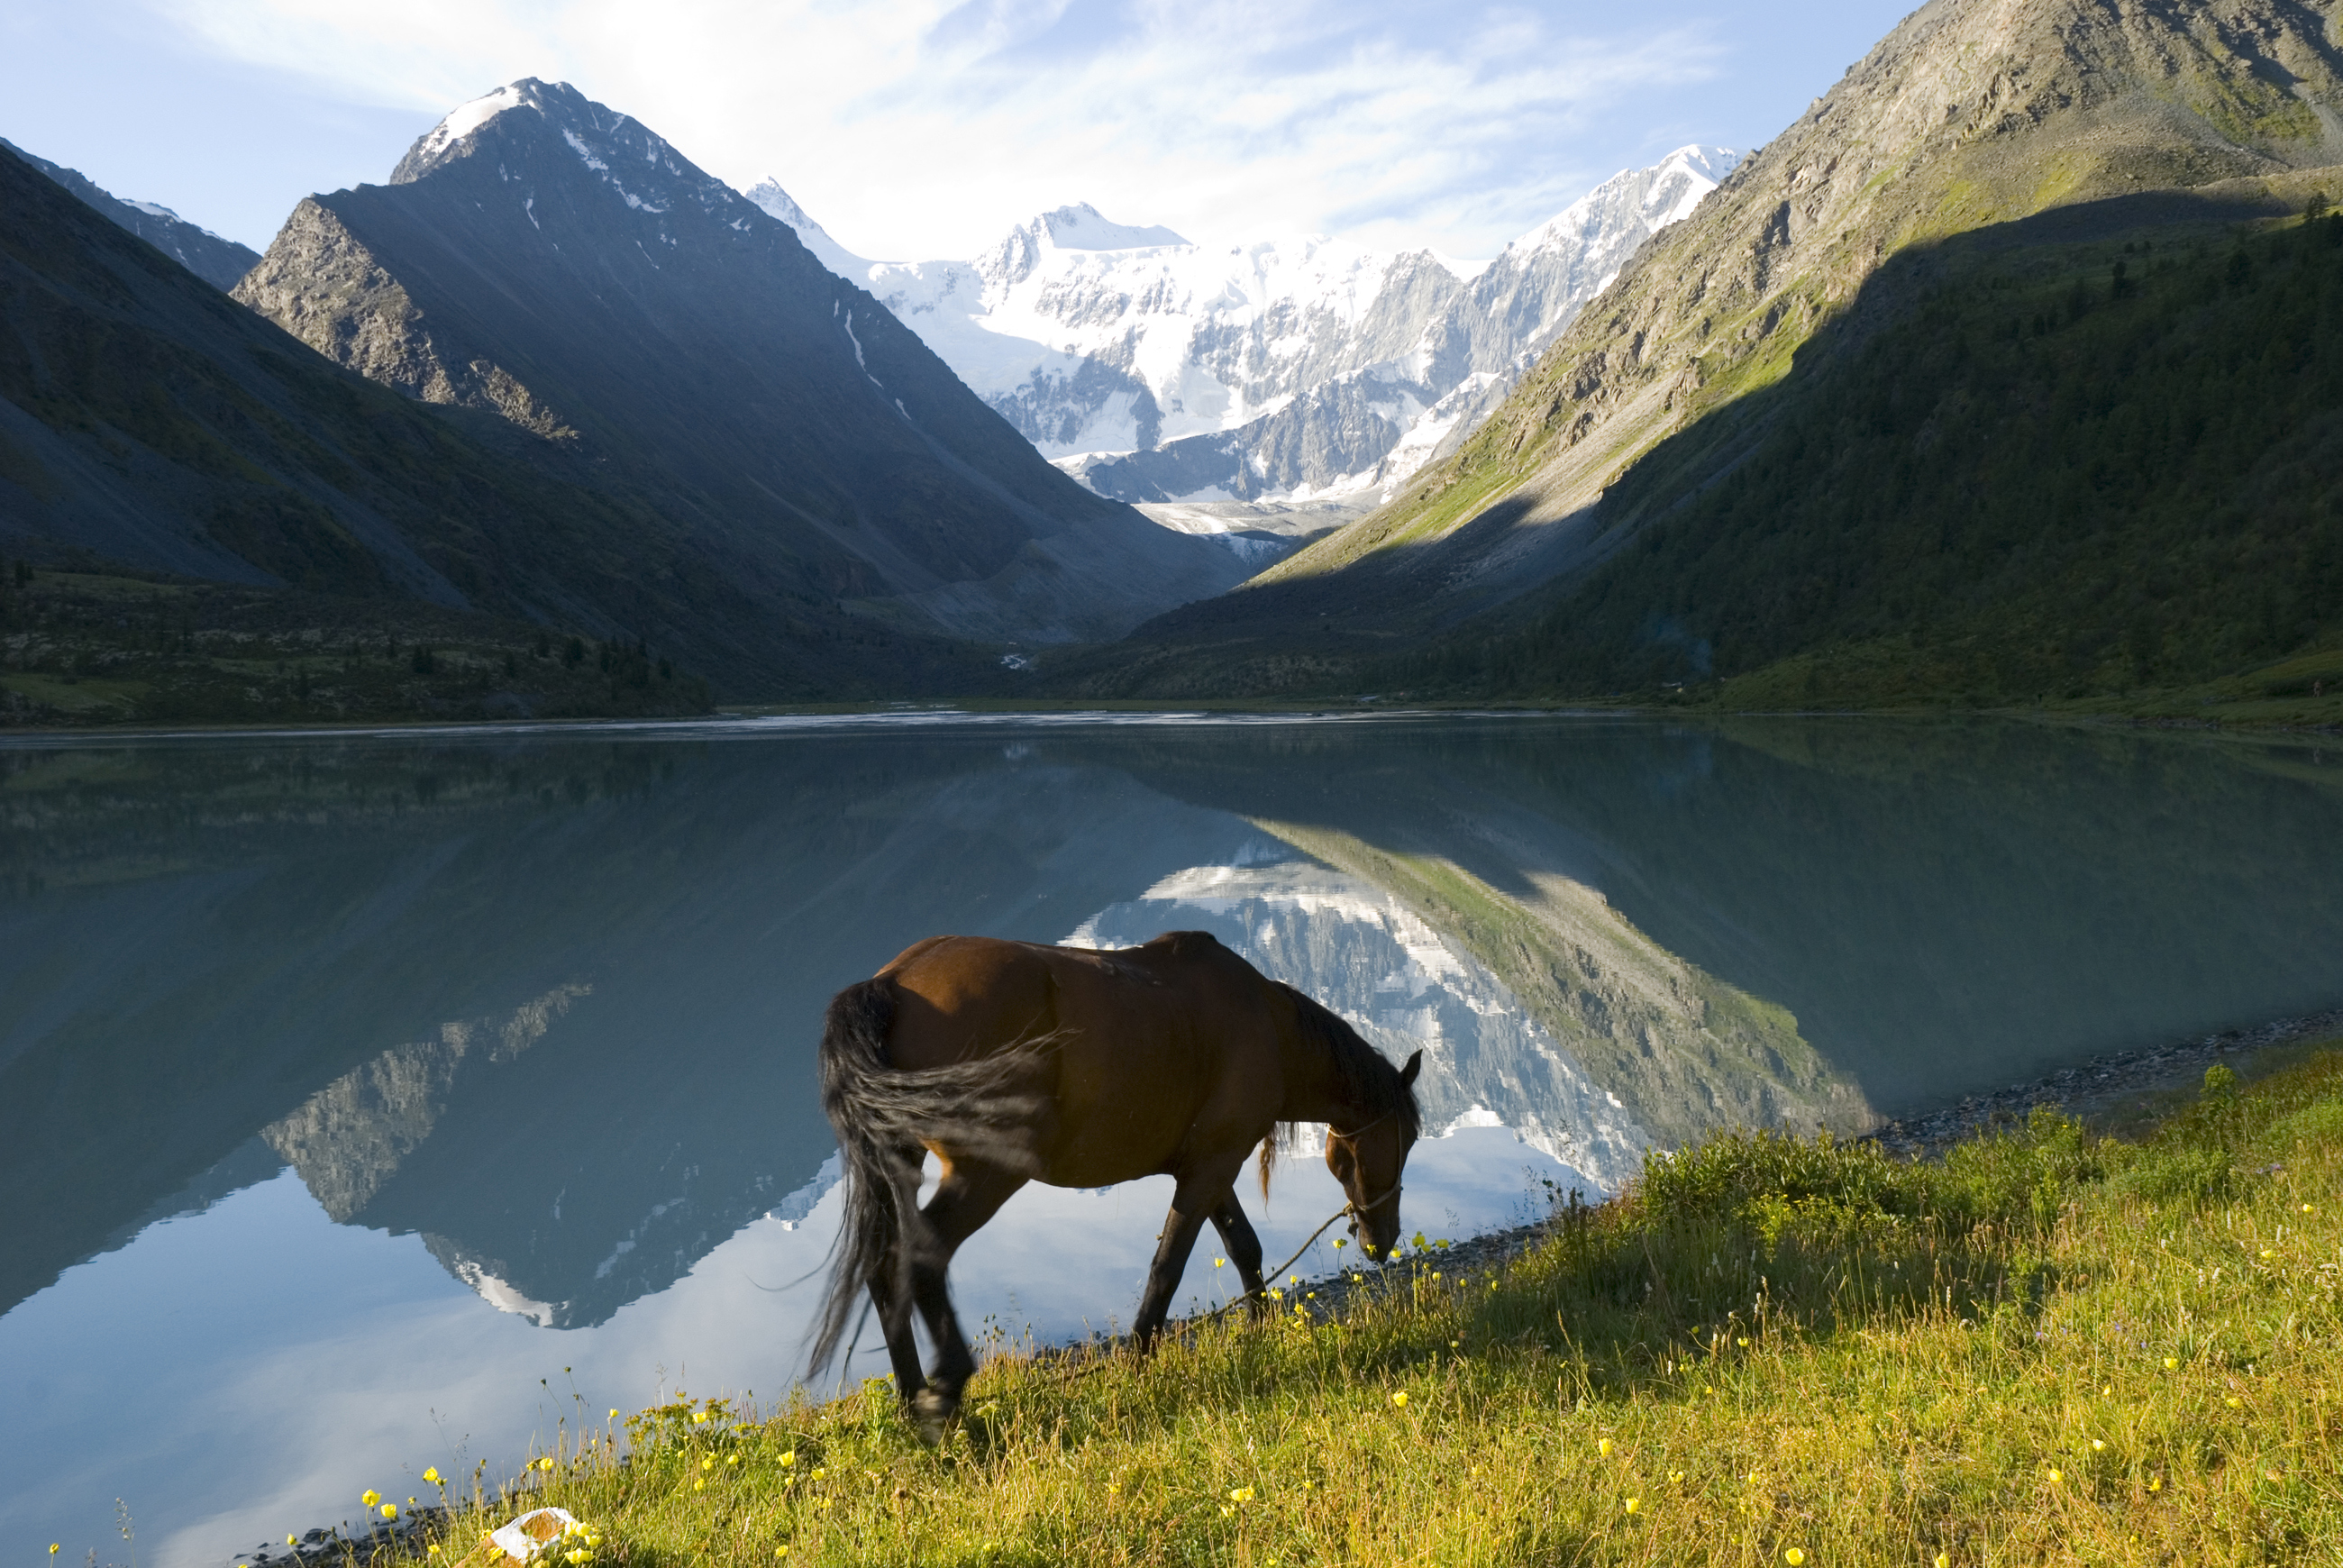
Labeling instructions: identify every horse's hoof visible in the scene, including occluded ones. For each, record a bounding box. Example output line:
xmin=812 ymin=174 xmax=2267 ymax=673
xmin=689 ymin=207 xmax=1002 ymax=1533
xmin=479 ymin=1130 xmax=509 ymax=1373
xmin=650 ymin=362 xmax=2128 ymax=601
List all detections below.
xmin=912 ymin=1387 xmax=958 ymax=1446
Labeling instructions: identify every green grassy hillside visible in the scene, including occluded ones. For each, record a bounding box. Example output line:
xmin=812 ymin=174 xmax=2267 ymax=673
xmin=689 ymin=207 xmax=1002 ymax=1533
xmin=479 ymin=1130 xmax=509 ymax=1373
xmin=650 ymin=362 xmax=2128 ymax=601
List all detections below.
xmin=1401 ymin=206 xmax=2343 ymax=708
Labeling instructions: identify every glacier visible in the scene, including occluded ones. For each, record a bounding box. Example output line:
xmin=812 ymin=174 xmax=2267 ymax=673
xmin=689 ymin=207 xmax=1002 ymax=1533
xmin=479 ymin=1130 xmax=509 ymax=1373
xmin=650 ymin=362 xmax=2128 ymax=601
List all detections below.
xmin=745 ymin=146 xmax=1739 ymax=506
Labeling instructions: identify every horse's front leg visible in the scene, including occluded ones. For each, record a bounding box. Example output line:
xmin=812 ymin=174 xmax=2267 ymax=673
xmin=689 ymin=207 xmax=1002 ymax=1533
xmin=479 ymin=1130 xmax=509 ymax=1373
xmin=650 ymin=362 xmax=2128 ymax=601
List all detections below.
xmin=906 ymin=1157 xmax=1026 ymax=1444
xmin=1208 ymin=1192 xmax=1268 ymax=1318
xmin=1133 ymin=1163 xmax=1242 ymax=1349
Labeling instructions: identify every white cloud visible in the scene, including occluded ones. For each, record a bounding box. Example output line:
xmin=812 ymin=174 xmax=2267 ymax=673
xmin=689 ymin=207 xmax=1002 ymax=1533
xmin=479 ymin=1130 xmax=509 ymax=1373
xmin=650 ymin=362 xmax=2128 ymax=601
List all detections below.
xmin=148 ymin=0 xmax=1723 ymax=259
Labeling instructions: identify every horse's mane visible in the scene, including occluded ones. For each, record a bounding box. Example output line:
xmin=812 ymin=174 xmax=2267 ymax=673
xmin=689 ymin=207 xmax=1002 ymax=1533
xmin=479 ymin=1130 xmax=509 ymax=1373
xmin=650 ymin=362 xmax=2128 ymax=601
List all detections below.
xmin=1261 ymin=981 xmax=1421 ymax=1196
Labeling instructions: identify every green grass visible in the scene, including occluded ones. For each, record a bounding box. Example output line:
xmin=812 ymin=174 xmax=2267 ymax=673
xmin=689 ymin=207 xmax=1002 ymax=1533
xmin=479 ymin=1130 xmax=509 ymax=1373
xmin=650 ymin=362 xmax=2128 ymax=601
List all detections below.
xmin=356 ymin=1045 xmax=2343 ymax=1566
xmin=1391 ymin=208 xmax=2343 ymax=715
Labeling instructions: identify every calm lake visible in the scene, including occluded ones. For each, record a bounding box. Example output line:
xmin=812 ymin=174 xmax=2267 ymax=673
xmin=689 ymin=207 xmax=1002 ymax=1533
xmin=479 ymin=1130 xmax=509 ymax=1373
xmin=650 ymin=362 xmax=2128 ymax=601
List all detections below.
xmin=5 ymin=713 xmax=2340 ymax=1566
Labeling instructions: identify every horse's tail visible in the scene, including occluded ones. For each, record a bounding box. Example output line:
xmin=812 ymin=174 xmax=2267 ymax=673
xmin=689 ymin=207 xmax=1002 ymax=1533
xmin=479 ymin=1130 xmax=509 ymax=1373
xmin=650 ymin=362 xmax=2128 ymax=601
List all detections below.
xmin=809 ymin=978 xmax=913 ymax=1380
xmin=808 ymin=977 xmax=1056 ymax=1380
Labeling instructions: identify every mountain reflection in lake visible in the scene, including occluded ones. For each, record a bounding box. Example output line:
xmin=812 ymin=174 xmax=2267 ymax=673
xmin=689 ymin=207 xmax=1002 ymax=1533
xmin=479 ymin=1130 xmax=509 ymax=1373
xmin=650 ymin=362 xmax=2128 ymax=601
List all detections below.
xmin=5 ymin=715 xmax=2339 ymax=1567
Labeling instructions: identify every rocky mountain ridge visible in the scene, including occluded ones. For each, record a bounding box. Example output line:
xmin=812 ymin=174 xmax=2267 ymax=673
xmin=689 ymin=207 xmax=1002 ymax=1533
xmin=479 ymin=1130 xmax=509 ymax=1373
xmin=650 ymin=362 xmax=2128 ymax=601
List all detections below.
xmin=231 ymin=79 xmax=1253 ymax=659
xmin=0 ymin=138 xmax=261 ymax=291
xmin=746 ymin=146 xmax=1738 ymax=505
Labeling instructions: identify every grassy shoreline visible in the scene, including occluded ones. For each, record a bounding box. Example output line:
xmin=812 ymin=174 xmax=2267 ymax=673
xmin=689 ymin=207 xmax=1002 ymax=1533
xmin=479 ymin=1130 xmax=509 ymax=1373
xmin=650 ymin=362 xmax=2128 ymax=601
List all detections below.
xmin=321 ymin=1037 xmax=2343 ymax=1567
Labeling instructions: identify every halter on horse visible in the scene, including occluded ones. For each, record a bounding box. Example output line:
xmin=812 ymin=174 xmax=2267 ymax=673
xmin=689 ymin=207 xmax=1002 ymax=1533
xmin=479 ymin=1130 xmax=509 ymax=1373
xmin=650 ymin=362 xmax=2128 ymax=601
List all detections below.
xmin=809 ymin=930 xmax=1421 ymax=1439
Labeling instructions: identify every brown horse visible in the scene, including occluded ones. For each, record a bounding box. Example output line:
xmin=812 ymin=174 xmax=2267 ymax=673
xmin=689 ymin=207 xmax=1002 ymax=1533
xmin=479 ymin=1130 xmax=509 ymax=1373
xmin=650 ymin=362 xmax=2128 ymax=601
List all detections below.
xmin=810 ymin=929 xmax=1420 ymax=1436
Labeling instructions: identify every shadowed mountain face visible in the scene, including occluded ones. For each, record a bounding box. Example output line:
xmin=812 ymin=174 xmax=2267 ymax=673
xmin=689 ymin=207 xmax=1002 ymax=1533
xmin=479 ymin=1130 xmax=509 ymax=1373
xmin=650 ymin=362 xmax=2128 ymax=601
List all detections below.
xmin=5 ymin=718 xmax=2340 ymax=1335
xmin=0 ymin=139 xmax=731 ymax=646
xmin=0 ymin=141 xmax=260 ymax=293
xmin=231 ymin=80 xmax=1250 ymax=650
xmin=1078 ymin=0 xmax=2343 ymax=693
xmin=0 ymin=141 xmax=988 ymax=698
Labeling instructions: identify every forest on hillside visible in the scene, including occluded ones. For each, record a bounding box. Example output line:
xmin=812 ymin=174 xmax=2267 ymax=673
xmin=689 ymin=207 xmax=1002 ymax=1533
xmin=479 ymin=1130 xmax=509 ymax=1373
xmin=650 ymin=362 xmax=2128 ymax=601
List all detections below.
xmin=1409 ymin=209 xmax=2343 ymax=707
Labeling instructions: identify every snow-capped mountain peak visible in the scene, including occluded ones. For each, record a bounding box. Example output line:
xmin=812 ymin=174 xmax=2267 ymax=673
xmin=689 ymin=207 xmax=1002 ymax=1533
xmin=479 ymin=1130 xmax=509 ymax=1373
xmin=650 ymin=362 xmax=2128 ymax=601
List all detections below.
xmin=390 ymin=78 xmax=743 ymax=226
xmin=750 ymin=144 xmax=1740 ymax=505
xmin=400 ymin=83 xmax=534 ymax=178
xmin=1032 ymin=203 xmax=1189 ymax=251
xmin=1506 ymin=144 xmax=1736 ymax=256
xmin=741 ymin=176 xmax=868 ymax=276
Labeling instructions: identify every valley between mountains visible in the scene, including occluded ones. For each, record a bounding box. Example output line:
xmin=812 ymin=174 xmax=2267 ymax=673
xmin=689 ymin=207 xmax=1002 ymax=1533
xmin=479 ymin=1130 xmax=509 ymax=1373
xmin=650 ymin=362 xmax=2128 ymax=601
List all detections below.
xmin=3 ymin=0 xmax=2340 ymax=725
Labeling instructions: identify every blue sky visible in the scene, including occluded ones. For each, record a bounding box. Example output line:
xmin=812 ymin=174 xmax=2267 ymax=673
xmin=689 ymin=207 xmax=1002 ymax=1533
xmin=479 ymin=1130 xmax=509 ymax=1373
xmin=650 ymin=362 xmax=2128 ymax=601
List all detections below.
xmin=2 ymin=0 xmax=1919 ymax=260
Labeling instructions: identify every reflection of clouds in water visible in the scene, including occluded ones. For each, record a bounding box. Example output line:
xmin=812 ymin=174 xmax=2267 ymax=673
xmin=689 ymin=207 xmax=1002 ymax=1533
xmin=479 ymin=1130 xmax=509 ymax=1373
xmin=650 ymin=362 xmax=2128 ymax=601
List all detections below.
xmin=1065 ymin=857 xmax=1650 ymax=1195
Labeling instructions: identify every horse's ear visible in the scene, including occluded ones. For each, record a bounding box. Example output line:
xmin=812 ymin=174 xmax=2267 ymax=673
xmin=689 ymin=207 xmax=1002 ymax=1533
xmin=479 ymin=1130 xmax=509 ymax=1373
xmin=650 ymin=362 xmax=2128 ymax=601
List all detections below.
xmin=1399 ymin=1050 xmax=1421 ymax=1088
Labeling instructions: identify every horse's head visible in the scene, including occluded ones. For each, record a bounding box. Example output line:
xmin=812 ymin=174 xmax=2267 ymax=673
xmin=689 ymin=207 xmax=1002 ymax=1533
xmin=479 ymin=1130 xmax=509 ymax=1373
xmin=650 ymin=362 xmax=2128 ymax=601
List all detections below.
xmin=1326 ymin=1049 xmax=1421 ymax=1261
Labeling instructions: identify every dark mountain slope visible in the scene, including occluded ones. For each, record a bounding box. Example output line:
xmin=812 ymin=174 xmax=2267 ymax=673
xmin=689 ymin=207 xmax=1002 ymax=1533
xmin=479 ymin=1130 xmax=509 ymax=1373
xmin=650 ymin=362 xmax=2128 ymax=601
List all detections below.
xmin=232 ymin=80 xmax=1248 ymax=646
xmin=1066 ymin=0 xmax=2343 ymax=697
xmin=0 ymin=139 xmax=987 ymax=697
xmin=0 ymin=138 xmax=260 ymax=291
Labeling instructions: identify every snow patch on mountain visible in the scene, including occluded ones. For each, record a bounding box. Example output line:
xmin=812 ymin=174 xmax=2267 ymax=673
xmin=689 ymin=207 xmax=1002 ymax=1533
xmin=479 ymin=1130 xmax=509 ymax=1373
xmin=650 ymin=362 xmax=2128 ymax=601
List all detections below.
xmin=1036 ymin=202 xmax=1188 ymax=251
xmin=746 ymin=146 xmax=1738 ymax=505
xmin=413 ymin=84 xmax=531 ymax=168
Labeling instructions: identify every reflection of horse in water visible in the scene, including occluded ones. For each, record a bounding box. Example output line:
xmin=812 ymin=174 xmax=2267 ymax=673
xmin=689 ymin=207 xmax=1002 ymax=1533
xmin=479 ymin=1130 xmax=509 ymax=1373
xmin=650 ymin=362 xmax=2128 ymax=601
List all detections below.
xmin=811 ymin=930 xmax=1421 ymax=1437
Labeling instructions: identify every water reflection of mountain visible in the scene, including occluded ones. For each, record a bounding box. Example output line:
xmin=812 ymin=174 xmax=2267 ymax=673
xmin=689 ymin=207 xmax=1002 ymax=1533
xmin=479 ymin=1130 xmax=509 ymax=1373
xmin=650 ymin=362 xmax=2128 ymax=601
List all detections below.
xmin=1073 ymin=858 xmax=1662 ymax=1193
xmin=1087 ymin=719 xmax=2343 ymax=1114
xmin=5 ymin=717 xmax=2339 ymax=1332
xmin=0 ymin=734 xmax=1274 ymax=1323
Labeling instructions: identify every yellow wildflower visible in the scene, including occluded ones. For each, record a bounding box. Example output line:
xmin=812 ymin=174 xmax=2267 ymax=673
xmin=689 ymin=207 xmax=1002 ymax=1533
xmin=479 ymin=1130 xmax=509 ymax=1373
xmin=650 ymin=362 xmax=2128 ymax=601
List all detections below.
xmin=1598 ymin=1438 xmax=1613 ymax=1457
xmin=2047 ymin=1469 xmax=2062 ymax=1484
xmin=1390 ymin=1391 xmax=1409 ymax=1408
xmin=362 ymin=1491 xmax=381 ymax=1509
xmin=775 ymin=1549 xmax=789 ymax=1559
xmin=1784 ymin=1551 xmax=1804 ymax=1565
xmin=609 ymin=1410 xmax=620 ymax=1421
xmin=2148 ymin=1476 xmax=2163 ymax=1492
xmin=1934 ymin=1556 xmax=1949 ymax=1568
xmin=424 ymin=1468 xmax=442 ymax=1487
xmin=1228 ymin=1488 xmax=1255 ymax=1504
xmin=2164 ymin=1357 xmax=2177 ymax=1369
xmin=1669 ymin=1472 xmax=1684 ymax=1483
xmin=1624 ymin=1498 xmax=1639 ymax=1514
xmin=779 ymin=1452 xmax=797 ymax=1467
xmin=381 ymin=1505 xmax=398 ymax=1521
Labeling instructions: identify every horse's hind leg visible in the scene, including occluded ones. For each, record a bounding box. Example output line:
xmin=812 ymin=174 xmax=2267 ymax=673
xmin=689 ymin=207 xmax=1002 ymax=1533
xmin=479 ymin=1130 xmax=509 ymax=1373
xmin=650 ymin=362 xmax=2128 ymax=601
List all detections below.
xmin=905 ymin=1156 xmax=1025 ymax=1442
xmin=1208 ymin=1193 xmax=1268 ymax=1317
xmin=866 ymin=1272 xmax=925 ymax=1413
